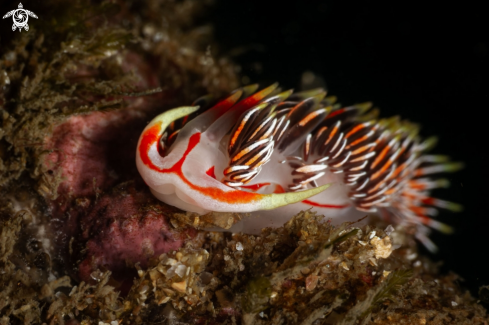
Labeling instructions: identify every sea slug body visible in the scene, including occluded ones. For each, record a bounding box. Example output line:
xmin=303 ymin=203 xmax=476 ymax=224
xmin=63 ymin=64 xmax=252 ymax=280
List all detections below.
xmin=136 ymin=83 xmax=462 ymax=250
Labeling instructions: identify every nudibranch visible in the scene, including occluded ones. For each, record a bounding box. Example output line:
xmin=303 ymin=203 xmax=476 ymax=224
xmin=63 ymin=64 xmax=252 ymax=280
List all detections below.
xmin=136 ymin=83 xmax=462 ymax=250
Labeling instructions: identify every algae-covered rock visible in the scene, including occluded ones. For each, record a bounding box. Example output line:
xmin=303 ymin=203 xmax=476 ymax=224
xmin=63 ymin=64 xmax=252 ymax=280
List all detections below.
xmin=0 ymin=0 xmax=487 ymax=324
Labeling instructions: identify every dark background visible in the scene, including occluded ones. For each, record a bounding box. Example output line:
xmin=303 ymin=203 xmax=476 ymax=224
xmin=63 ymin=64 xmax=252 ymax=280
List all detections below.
xmin=212 ymin=0 xmax=488 ymax=297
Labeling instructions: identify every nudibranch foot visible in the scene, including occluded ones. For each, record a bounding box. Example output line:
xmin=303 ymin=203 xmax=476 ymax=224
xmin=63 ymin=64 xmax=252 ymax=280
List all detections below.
xmin=136 ymin=84 xmax=462 ymax=250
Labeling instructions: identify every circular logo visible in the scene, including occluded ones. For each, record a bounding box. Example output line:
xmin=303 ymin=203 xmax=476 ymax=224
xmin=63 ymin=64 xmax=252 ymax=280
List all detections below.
xmin=13 ymin=9 xmax=28 ymax=28
xmin=2 ymin=3 xmax=38 ymax=32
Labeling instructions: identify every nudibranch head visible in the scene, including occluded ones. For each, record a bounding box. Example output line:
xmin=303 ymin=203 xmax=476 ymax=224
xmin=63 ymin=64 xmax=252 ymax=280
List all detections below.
xmin=136 ymin=83 xmax=462 ymax=250
xmin=136 ymin=84 xmax=330 ymax=215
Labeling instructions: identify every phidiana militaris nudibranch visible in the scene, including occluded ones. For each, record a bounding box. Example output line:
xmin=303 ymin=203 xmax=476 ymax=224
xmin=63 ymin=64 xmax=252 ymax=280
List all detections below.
xmin=136 ymin=83 xmax=462 ymax=251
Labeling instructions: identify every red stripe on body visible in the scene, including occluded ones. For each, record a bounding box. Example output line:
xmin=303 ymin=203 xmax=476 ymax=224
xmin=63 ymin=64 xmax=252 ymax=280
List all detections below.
xmin=206 ymin=166 xmax=216 ymax=179
xmin=326 ymin=107 xmax=347 ymax=119
xmin=139 ymin=124 xmax=261 ymax=204
xmin=302 ymin=199 xmax=349 ymax=209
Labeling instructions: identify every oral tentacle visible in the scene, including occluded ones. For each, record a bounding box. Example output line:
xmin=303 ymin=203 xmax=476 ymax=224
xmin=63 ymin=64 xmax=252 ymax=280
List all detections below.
xmin=258 ymin=184 xmax=332 ymax=210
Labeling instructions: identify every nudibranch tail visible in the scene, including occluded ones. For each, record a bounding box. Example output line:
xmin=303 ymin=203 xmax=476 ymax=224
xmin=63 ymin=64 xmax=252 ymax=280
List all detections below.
xmin=136 ymin=84 xmax=462 ymax=251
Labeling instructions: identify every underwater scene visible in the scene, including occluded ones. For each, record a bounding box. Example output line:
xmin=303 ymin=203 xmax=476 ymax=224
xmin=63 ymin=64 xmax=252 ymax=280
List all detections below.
xmin=0 ymin=0 xmax=488 ymax=324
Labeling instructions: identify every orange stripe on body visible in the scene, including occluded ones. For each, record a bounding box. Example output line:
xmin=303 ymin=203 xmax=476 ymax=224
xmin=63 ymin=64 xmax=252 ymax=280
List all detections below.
xmin=326 ymin=123 xmax=339 ymax=145
xmin=210 ymin=91 xmax=242 ymax=117
xmin=408 ymin=180 xmax=427 ymax=190
xmin=371 ymin=157 xmax=395 ymax=181
xmin=371 ymin=143 xmax=390 ymax=169
xmin=273 ymin=184 xmax=285 ymax=193
xmin=234 ymin=84 xmax=277 ymax=112
xmin=348 ymin=134 xmax=371 ymax=150
xmin=229 ymin=119 xmax=247 ymax=152
xmin=228 ymin=86 xmax=276 ymax=150
xmin=414 ymin=169 xmax=425 ymax=177
xmin=345 ymin=123 xmax=366 ymax=139
xmin=139 ymin=123 xmax=261 ymax=204
xmin=315 ymin=126 xmax=328 ymax=139
xmin=167 ymin=130 xmax=179 ymax=143
xmin=410 ymin=206 xmax=428 ymax=216
xmin=400 ymin=192 xmax=417 ymax=200
xmin=391 ymin=163 xmax=407 ymax=179
xmin=298 ymin=110 xmax=323 ymax=127
xmin=384 ymin=188 xmax=397 ymax=195
xmin=182 ymin=116 xmax=189 ymax=126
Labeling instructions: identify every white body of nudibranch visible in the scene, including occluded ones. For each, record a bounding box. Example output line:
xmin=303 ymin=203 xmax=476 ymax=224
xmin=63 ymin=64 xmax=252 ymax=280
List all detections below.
xmin=136 ymin=84 xmax=461 ymax=247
